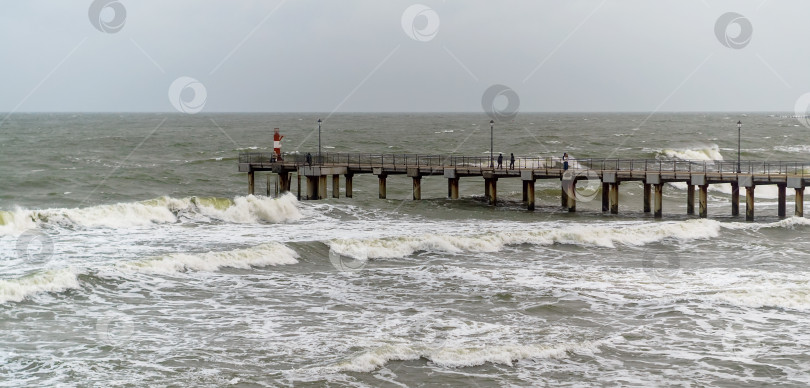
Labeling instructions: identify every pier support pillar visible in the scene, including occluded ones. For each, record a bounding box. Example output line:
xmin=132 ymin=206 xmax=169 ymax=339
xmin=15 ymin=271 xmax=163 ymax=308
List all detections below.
xmin=602 ymin=183 xmax=609 ymax=212
xmin=699 ymin=185 xmax=708 ymax=218
xmin=746 ymin=186 xmax=755 ymax=221
xmin=526 ymin=180 xmax=535 ymax=211
xmin=731 ymin=183 xmax=740 ymax=217
xmin=609 ymin=183 xmax=619 ymax=214
xmin=267 ymin=175 xmax=273 ymax=197
xmin=796 ymin=188 xmax=804 ymax=217
xmin=332 ymin=175 xmax=340 ymax=199
xmin=654 ymin=184 xmax=663 ymax=219
xmin=522 ymin=181 xmax=529 ymax=202
xmin=687 ymin=185 xmax=695 ymax=215
xmin=561 ymin=184 xmax=569 ymax=209
xmin=448 ymin=178 xmax=459 ymax=199
xmin=318 ymin=175 xmax=327 ymax=200
xmin=778 ymin=184 xmax=787 ymax=219
xmin=278 ymin=173 xmax=291 ymax=193
xmin=378 ymin=175 xmax=387 ymax=199
xmin=567 ymin=180 xmax=577 ymax=212
xmin=297 ymin=173 xmax=301 ymax=200
xmin=643 ymin=183 xmax=651 ymax=213
xmin=412 ymin=177 xmax=422 ymax=200
xmin=485 ymin=178 xmax=498 ymax=206
xmin=305 ymin=176 xmax=318 ymax=200
xmin=345 ymin=174 xmax=353 ymax=198
xmin=248 ymin=171 xmax=255 ymax=195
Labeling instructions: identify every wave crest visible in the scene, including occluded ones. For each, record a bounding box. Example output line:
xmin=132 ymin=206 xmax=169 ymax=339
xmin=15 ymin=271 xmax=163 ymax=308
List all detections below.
xmin=118 ymin=242 xmax=299 ymax=274
xmin=0 ymin=193 xmax=301 ymax=234
xmin=329 ymin=219 xmax=721 ymax=260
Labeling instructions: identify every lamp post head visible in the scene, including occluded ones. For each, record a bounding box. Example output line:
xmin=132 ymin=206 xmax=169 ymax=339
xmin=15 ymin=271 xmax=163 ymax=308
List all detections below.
xmin=318 ymin=118 xmax=322 ymax=124
xmin=737 ymin=120 xmax=742 ymax=129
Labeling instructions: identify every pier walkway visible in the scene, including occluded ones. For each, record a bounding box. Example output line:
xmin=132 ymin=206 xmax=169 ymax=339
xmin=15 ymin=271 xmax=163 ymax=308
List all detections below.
xmin=238 ymin=152 xmax=810 ymax=221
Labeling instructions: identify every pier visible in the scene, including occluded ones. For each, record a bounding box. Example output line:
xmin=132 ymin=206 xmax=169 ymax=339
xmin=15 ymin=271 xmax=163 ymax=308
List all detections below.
xmin=238 ymin=152 xmax=810 ymax=221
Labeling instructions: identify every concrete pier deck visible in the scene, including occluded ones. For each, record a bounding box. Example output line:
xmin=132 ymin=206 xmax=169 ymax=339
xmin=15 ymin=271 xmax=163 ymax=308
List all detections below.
xmin=238 ymin=152 xmax=810 ymax=221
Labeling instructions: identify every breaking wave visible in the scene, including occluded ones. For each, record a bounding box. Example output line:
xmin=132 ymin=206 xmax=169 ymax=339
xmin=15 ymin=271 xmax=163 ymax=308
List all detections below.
xmin=659 ymin=144 xmax=723 ymax=161
xmin=0 ymin=269 xmax=81 ymax=304
xmin=0 ymin=193 xmax=301 ymax=235
xmin=118 ymin=242 xmax=299 ymax=274
xmin=328 ymin=219 xmax=721 ymax=260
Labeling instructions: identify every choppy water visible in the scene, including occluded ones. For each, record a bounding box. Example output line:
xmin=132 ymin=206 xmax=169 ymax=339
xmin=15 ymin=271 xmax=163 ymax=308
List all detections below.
xmin=2 ymin=113 xmax=810 ymax=387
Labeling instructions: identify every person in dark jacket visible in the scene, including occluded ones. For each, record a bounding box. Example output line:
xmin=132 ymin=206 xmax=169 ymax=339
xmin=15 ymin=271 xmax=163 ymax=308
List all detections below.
xmin=497 ymin=153 xmax=503 ymax=169
xmin=509 ymin=153 xmax=515 ymax=170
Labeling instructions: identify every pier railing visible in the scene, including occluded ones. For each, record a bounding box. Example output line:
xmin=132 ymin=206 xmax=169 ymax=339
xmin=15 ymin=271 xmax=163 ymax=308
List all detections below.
xmin=238 ymin=152 xmax=810 ymax=176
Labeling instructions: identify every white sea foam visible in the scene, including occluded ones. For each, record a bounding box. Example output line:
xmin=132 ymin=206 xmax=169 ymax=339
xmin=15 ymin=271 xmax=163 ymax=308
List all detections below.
xmin=0 ymin=194 xmax=301 ymax=234
xmin=329 ymin=219 xmax=721 ymax=260
xmin=0 ymin=269 xmax=81 ymax=304
xmin=659 ymin=144 xmax=723 ymax=161
xmin=119 ymin=242 xmax=299 ymax=274
xmin=334 ymin=340 xmax=603 ymax=372
xmin=667 ymin=181 xmax=801 ymax=199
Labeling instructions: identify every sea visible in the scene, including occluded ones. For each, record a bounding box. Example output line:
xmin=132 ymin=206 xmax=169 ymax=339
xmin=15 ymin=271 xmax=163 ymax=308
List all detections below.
xmin=1 ymin=112 xmax=809 ymax=387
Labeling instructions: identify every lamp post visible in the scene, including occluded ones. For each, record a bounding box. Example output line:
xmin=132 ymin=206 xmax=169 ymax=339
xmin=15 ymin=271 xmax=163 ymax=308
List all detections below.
xmin=318 ymin=118 xmax=322 ymax=164
xmin=737 ymin=120 xmax=742 ymax=173
xmin=490 ymin=119 xmax=494 ymax=168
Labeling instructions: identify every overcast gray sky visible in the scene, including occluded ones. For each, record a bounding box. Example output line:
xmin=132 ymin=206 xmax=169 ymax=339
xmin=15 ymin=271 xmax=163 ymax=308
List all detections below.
xmin=1 ymin=0 xmax=808 ymax=113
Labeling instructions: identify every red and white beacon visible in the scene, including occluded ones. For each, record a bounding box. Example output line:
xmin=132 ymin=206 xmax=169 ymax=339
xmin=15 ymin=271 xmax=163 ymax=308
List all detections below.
xmin=273 ymin=128 xmax=283 ymax=161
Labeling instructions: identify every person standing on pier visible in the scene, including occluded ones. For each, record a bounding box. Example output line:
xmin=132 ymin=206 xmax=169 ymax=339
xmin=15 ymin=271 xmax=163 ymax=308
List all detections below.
xmin=306 ymin=152 xmax=312 ymax=166
xmin=509 ymin=153 xmax=515 ymax=170
xmin=497 ymin=153 xmax=503 ymax=169
xmin=563 ymin=153 xmax=569 ymax=171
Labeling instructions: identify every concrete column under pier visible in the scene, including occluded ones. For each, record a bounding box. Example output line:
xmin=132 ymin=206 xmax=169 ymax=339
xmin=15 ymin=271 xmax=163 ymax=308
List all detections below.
xmin=602 ymin=183 xmax=609 ymax=212
xmin=306 ymin=176 xmax=317 ymax=200
xmin=699 ymin=185 xmax=708 ymax=218
xmin=296 ymin=173 xmax=301 ymax=200
xmin=526 ymin=180 xmax=536 ymax=211
xmin=332 ymin=175 xmax=340 ymax=199
xmin=248 ymin=170 xmax=255 ymax=195
xmin=448 ymin=178 xmax=459 ymax=199
xmin=378 ymin=175 xmax=387 ymax=199
xmin=796 ymin=188 xmax=804 ymax=217
xmin=778 ymin=184 xmax=787 ymax=219
xmin=318 ymin=175 xmax=327 ymax=200
xmin=485 ymin=178 xmax=498 ymax=206
xmin=609 ymin=183 xmax=619 ymax=214
xmin=567 ymin=180 xmax=577 ymax=212
xmin=731 ymin=182 xmax=740 ymax=217
xmin=654 ymin=184 xmax=663 ymax=219
xmin=412 ymin=177 xmax=422 ymax=200
xmin=345 ymin=174 xmax=353 ymax=198
xmin=643 ymin=183 xmax=651 ymax=213
xmin=561 ymin=184 xmax=569 ymax=209
xmin=746 ymin=186 xmax=755 ymax=221
xmin=522 ymin=181 xmax=529 ymax=202
xmin=267 ymin=175 xmax=273 ymax=197
xmin=687 ymin=185 xmax=695 ymax=215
